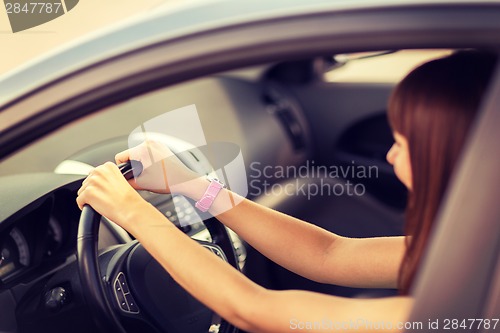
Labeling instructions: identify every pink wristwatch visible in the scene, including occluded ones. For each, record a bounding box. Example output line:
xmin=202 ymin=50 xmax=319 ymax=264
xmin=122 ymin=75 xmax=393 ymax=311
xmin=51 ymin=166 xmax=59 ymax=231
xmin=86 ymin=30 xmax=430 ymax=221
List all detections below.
xmin=195 ymin=178 xmax=225 ymax=212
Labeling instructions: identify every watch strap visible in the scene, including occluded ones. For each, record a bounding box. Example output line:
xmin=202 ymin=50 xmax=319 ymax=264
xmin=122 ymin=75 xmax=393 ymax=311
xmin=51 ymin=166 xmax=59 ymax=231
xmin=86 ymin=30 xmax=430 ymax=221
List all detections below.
xmin=195 ymin=178 xmax=224 ymax=212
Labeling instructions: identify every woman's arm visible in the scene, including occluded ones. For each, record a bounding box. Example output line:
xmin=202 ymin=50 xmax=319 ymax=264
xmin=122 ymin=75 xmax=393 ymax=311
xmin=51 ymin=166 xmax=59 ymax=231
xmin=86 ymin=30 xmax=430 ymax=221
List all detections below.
xmin=183 ymin=177 xmax=405 ymax=288
xmin=115 ymin=142 xmax=404 ymax=288
xmin=77 ymin=166 xmax=411 ymax=332
xmin=131 ymin=203 xmax=412 ymax=333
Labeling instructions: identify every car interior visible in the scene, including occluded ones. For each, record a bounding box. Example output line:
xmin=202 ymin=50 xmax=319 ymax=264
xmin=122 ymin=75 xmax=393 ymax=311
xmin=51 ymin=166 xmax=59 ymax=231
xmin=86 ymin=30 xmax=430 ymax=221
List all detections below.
xmin=0 ymin=48 xmax=485 ymax=332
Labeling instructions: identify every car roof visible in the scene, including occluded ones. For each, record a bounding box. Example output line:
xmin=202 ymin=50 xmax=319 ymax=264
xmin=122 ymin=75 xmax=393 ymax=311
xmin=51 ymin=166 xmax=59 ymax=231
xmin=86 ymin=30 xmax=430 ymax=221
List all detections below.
xmin=1 ymin=0 xmax=499 ymax=107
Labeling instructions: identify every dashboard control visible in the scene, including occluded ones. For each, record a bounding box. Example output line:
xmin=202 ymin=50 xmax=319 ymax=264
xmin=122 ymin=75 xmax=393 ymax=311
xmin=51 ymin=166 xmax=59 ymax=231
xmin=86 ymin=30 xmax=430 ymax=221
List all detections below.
xmin=44 ymin=286 xmax=68 ymax=312
xmin=114 ymin=272 xmax=139 ymax=314
xmin=263 ymin=86 xmax=307 ymax=151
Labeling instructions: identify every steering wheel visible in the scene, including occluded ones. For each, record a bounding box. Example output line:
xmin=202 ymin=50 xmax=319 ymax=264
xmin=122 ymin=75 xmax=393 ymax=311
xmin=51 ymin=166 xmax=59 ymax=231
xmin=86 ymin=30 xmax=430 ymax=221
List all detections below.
xmin=77 ymin=160 xmax=239 ymax=333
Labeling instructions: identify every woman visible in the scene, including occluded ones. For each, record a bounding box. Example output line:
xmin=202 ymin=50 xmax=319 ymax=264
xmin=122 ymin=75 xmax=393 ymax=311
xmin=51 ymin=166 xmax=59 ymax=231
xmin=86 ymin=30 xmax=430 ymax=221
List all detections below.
xmin=77 ymin=51 xmax=496 ymax=332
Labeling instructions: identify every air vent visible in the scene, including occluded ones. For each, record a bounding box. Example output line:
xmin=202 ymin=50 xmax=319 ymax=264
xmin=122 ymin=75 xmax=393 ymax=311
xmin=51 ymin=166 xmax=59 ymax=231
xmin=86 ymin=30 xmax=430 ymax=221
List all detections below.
xmin=263 ymin=87 xmax=306 ymax=151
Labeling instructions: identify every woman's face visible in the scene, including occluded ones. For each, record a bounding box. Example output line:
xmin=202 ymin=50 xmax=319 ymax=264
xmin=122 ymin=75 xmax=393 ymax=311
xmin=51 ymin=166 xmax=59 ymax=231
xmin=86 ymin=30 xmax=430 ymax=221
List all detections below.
xmin=386 ymin=132 xmax=413 ymax=190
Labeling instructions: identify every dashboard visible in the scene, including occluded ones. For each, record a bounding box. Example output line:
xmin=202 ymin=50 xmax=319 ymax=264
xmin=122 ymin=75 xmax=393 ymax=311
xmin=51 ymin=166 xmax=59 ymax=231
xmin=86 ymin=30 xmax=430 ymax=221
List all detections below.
xmin=0 ymin=198 xmax=73 ymax=284
xmin=0 ymin=174 xmax=83 ymax=290
xmin=0 ymin=174 xmax=245 ymax=290
xmin=0 ymin=171 xmax=247 ymax=333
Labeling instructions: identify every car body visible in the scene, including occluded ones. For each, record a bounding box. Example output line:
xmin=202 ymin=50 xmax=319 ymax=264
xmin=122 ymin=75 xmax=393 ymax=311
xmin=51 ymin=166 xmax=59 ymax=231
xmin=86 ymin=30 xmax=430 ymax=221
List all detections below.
xmin=0 ymin=0 xmax=499 ymax=332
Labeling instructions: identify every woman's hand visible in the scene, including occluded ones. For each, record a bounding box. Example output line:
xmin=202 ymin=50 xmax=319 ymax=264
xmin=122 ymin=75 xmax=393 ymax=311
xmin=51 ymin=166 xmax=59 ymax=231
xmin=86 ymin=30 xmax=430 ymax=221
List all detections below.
xmin=76 ymin=162 xmax=149 ymax=229
xmin=115 ymin=140 xmax=199 ymax=195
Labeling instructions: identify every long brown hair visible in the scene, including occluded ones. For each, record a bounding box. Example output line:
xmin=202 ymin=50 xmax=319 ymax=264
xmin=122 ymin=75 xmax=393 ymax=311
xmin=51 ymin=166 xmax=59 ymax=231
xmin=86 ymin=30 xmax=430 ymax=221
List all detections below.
xmin=387 ymin=51 xmax=497 ymax=294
